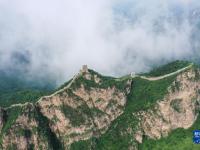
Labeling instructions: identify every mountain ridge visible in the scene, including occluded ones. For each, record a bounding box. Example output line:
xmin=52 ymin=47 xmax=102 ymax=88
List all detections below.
xmin=0 ymin=61 xmax=200 ymax=150
xmin=5 ymin=61 xmax=193 ymax=109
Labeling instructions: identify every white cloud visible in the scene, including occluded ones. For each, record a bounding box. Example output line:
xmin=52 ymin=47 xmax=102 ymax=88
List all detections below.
xmin=0 ymin=0 xmax=199 ymax=85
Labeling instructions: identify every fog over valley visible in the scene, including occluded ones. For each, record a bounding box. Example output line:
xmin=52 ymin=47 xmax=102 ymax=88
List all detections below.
xmin=0 ymin=0 xmax=200 ymax=85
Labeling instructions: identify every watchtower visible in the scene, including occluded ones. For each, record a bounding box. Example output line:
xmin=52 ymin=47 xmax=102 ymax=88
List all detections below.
xmin=131 ymin=72 xmax=136 ymax=77
xmin=82 ymin=65 xmax=88 ymax=73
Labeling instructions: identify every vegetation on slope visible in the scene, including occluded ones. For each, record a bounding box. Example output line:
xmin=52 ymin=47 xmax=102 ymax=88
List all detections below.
xmin=0 ymin=61 xmax=199 ymax=150
xmin=71 ymin=64 xmax=199 ymax=150
xmin=34 ymin=107 xmax=64 ymax=150
xmin=56 ymin=79 xmax=72 ymax=91
xmin=71 ymin=75 xmax=177 ymax=149
xmin=0 ymin=90 xmax=51 ymax=107
xmin=71 ymin=69 xmax=129 ymax=92
xmin=0 ymin=106 xmax=23 ymax=144
xmin=0 ymin=73 xmax=54 ymax=107
xmin=140 ymin=115 xmax=200 ymax=150
xmin=61 ymin=104 xmax=91 ymax=127
xmin=143 ymin=60 xmax=191 ymax=77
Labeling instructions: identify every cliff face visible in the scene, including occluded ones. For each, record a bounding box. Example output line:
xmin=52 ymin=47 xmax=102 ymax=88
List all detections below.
xmin=135 ymin=68 xmax=200 ymax=143
xmin=0 ymin=64 xmax=200 ymax=150
xmin=0 ymin=68 xmax=131 ymax=149
xmin=37 ymin=75 xmax=130 ymax=147
xmin=1 ymin=104 xmax=49 ymax=150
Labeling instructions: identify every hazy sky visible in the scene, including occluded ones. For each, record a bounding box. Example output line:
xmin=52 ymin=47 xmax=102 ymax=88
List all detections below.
xmin=0 ymin=0 xmax=200 ymax=84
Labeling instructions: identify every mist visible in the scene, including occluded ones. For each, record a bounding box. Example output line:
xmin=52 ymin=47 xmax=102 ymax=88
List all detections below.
xmin=0 ymin=0 xmax=200 ymax=85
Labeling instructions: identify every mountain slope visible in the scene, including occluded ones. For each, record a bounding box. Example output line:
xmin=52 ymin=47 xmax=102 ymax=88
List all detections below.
xmin=0 ymin=66 xmax=131 ymax=149
xmin=142 ymin=60 xmax=192 ymax=77
xmin=0 ymin=71 xmax=55 ymax=107
xmin=0 ymin=61 xmax=200 ymax=150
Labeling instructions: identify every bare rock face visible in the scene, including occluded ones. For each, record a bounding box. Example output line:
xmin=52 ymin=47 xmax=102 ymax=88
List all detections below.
xmin=135 ymin=68 xmax=200 ymax=143
xmin=1 ymin=68 xmax=130 ymax=149
xmin=1 ymin=103 xmax=49 ymax=150
xmin=37 ymin=70 xmax=131 ymax=147
xmin=1 ymin=66 xmax=200 ymax=149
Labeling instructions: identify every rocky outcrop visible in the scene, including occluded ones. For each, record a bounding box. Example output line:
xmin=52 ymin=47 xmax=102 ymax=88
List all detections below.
xmin=1 ymin=65 xmax=200 ymax=150
xmin=1 ymin=104 xmax=49 ymax=150
xmin=36 ymin=69 xmax=131 ymax=147
xmin=135 ymin=68 xmax=200 ymax=143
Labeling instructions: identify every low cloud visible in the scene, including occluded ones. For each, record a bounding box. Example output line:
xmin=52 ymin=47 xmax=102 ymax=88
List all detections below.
xmin=0 ymin=0 xmax=200 ymax=85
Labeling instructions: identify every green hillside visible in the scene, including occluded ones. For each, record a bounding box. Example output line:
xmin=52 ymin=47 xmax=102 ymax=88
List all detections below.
xmin=0 ymin=72 xmax=54 ymax=107
xmin=143 ymin=60 xmax=191 ymax=77
xmin=0 ymin=61 xmax=199 ymax=150
xmin=140 ymin=115 xmax=200 ymax=150
xmin=71 ymin=75 xmax=177 ymax=149
xmin=0 ymin=60 xmax=191 ymax=108
xmin=71 ymin=61 xmax=200 ymax=150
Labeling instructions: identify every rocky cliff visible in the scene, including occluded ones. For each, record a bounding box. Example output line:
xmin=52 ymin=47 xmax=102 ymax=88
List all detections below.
xmin=0 ymin=66 xmax=131 ymax=149
xmin=0 ymin=63 xmax=200 ymax=150
xmin=135 ymin=67 xmax=200 ymax=143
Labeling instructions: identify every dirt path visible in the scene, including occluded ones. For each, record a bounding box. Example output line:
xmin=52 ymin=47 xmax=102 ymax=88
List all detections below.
xmin=139 ymin=64 xmax=193 ymax=81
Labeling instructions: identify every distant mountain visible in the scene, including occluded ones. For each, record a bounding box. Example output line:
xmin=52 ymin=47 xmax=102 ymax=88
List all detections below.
xmin=0 ymin=70 xmax=55 ymax=107
xmin=0 ymin=61 xmax=200 ymax=150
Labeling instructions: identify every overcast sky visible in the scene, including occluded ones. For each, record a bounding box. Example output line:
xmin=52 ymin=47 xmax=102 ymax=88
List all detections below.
xmin=0 ymin=0 xmax=200 ymax=85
